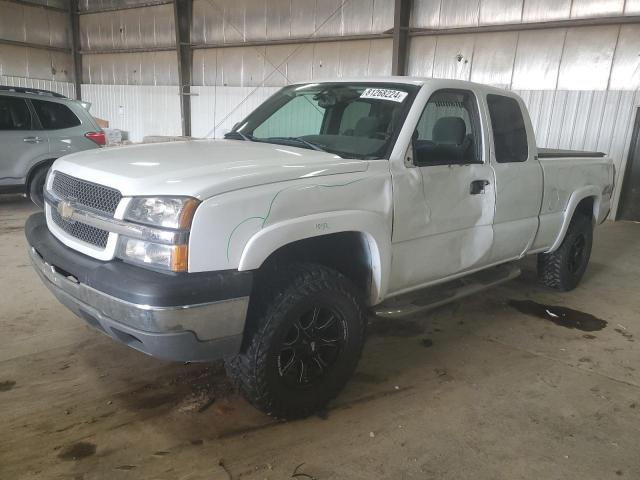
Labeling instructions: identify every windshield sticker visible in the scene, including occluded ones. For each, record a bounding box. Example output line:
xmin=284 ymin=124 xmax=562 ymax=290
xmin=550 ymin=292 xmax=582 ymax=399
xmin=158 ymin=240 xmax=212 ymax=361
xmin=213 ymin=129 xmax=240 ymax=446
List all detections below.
xmin=360 ymin=88 xmax=408 ymax=103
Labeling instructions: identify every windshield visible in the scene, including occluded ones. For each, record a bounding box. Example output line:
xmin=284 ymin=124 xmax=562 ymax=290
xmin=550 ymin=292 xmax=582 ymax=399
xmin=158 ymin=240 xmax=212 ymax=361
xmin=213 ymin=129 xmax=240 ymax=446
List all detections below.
xmin=226 ymin=82 xmax=419 ymax=159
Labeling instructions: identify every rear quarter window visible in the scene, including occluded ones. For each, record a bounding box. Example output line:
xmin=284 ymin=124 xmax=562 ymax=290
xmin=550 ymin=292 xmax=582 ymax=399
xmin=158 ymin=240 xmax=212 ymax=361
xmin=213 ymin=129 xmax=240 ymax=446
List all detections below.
xmin=486 ymin=94 xmax=528 ymax=163
xmin=31 ymin=99 xmax=81 ymax=130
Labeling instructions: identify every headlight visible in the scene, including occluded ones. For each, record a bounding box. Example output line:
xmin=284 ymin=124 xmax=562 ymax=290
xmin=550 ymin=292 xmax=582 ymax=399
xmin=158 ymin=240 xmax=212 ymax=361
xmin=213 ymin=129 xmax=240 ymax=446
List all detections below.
xmin=117 ymin=237 xmax=188 ymax=272
xmin=125 ymin=197 xmax=200 ymax=229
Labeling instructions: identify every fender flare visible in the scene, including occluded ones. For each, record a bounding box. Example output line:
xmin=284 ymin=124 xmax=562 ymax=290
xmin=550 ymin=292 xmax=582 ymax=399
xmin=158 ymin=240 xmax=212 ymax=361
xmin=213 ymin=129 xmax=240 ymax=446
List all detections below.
xmin=237 ymin=210 xmax=391 ymax=305
xmin=26 ymin=158 xmax=56 ymax=188
xmin=547 ymin=186 xmax=601 ymax=253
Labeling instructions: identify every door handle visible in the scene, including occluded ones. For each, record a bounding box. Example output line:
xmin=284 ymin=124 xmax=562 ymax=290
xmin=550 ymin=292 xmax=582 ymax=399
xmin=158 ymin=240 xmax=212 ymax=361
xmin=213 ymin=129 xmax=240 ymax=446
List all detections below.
xmin=470 ymin=179 xmax=490 ymax=195
xmin=23 ymin=136 xmax=44 ymax=144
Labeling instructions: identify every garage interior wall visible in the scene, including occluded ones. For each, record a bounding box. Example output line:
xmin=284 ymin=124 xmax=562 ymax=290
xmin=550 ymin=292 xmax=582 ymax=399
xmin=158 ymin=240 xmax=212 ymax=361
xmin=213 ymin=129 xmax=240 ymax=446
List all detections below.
xmin=1 ymin=0 xmax=639 ymax=216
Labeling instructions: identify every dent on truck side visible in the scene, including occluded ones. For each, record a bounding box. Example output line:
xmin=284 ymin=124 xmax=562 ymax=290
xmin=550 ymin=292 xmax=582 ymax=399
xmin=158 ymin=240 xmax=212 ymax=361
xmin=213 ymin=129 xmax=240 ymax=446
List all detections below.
xmin=188 ymin=162 xmax=394 ymax=305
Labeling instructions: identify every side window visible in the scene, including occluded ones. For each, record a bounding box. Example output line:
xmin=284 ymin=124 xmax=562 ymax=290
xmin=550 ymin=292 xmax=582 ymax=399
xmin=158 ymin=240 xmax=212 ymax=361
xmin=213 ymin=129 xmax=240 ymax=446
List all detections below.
xmin=0 ymin=97 xmax=32 ymax=130
xmin=31 ymin=99 xmax=81 ymax=130
xmin=413 ymin=89 xmax=481 ymax=165
xmin=253 ymin=95 xmax=325 ymax=138
xmin=486 ymin=94 xmax=528 ymax=163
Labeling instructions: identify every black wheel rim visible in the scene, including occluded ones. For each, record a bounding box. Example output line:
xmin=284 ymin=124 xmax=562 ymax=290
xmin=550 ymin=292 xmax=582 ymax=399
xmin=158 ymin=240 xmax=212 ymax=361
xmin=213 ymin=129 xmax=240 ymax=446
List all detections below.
xmin=277 ymin=305 xmax=346 ymax=389
xmin=568 ymin=233 xmax=587 ymax=274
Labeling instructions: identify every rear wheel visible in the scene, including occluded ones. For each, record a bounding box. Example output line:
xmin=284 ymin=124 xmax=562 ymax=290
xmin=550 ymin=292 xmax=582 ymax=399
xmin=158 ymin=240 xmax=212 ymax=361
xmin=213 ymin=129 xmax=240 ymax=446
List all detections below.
xmin=28 ymin=165 xmax=49 ymax=209
xmin=538 ymin=213 xmax=593 ymax=291
xmin=225 ymin=263 xmax=366 ymax=419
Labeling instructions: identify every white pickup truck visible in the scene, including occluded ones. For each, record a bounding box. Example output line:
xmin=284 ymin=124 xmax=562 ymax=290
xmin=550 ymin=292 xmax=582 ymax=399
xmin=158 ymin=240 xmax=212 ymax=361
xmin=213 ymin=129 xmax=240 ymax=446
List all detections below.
xmin=26 ymin=78 xmax=614 ymax=419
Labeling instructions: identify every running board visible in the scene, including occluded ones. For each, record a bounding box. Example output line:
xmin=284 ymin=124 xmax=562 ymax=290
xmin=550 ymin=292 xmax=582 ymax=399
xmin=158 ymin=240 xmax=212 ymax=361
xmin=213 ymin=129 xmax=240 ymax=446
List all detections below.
xmin=373 ymin=263 xmax=521 ymax=319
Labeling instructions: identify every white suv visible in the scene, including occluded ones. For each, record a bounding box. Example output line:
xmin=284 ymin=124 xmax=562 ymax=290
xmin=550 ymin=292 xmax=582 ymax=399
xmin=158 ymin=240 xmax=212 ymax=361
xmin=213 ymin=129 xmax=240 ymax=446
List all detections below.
xmin=0 ymin=86 xmax=104 ymax=207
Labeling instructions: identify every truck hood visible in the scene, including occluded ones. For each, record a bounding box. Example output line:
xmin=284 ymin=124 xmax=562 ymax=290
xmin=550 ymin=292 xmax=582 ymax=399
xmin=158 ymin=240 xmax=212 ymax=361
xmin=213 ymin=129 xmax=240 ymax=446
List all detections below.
xmin=53 ymin=139 xmax=369 ymax=198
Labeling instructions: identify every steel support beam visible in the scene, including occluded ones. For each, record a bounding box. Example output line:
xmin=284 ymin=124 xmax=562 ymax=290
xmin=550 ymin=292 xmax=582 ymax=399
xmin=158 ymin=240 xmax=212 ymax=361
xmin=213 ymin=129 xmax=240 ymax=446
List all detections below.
xmin=3 ymin=0 xmax=67 ymax=13
xmin=174 ymin=0 xmax=192 ymax=137
xmin=392 ymin=0 xmax=412 ymax=76
xmin=410 ymin=14 xmax=640 ymax=37
xmin=69 ymin=0 xmax=82 ymax=100
xmin=0 ymin=38 xmax=70 ymax=53
xmin=78 ymin=1 xmax=173 ymax=15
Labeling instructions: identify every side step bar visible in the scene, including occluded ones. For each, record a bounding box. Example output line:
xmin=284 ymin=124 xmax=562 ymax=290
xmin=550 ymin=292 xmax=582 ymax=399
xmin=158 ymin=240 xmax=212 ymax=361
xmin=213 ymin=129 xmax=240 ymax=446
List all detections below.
xmin=373 ymin=263 xmax=521 ymax=319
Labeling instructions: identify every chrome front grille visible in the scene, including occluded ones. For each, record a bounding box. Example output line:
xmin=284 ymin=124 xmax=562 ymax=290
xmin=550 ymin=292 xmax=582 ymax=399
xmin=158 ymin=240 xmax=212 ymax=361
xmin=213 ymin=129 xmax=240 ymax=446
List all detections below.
xmin=51 ymin=208 xmax=110 ymax=249
xmin=52 ymin=171 xmax=122 ymax=216
xmin=49 ymin=172 xmax=122 ymax=249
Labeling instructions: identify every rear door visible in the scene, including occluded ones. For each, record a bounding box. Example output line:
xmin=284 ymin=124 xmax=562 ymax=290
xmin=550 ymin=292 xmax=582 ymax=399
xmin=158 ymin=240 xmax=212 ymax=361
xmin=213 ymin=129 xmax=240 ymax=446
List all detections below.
xmin=0 ymin=95 xmax=48 ymax=187
xmin=29 ymin=99 xmax=93 ymax=158
xmin=485 ymin=93 xmax=543 ymax=262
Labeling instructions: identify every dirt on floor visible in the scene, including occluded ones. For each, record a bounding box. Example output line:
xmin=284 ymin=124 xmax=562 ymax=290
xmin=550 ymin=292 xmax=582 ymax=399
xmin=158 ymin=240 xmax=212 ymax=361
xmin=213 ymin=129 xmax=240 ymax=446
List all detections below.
xmin=1 ymin=194 xmax=639 ymax=480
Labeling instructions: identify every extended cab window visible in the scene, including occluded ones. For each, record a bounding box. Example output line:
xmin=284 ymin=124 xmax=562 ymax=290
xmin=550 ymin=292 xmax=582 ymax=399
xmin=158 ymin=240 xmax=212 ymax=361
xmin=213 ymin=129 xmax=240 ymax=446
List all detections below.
xmin=31 ymin=99 xmax=81 ymax=130
xmin=0 ymin=97 xmax=32 ymax=130
xmin=487 ymin=94 xmax=528 ymax=163
xmin=413 ymin=89 xmax=482 ymax=165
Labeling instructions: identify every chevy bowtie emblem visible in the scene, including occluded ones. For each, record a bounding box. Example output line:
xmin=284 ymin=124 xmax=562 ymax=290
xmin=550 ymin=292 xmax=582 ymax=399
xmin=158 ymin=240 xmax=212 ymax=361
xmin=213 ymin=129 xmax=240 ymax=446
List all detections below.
xmin=57 ymin=200 xmax=75 ymax=220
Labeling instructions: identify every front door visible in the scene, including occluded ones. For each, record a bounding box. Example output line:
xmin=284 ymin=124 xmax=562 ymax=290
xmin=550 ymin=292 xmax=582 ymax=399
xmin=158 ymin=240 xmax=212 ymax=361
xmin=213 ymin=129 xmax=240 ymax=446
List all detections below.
xmin=0 ymin=96 xmax=48 ymax=188
xmin=389 ymin=88 xmax=496 ymax=295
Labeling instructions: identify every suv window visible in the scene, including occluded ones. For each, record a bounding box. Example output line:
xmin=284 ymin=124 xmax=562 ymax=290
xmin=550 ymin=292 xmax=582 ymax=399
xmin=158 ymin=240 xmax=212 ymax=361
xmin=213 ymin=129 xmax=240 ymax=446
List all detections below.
xmin=487 ymin=94 xmax=528 ymax=163
xmin=0 ymin=97 xmax=32 ymax=130
xmin=413 ymin=89 xmax=482 ymax=165
xmin=31 ymin=99 xmax=81 ymax=130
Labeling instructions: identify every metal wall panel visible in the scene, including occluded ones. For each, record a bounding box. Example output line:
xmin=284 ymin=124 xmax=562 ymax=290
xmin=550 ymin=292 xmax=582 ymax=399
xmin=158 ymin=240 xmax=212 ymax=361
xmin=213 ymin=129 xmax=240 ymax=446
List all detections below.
xmin=79 ymin=3 xmax=175 ymax=50
xmin=22 ymin=0 xmax=69 ymax=8
xmin=82 ymin=51 xmax=178 ymax=84
xmin=411 ymin=0 xmax=441 ymax=29
xmin=557 ymin=26 xmax=618 ymax=90
xmin=0 ymin=74 xmax=75 ymax=97
xmin=469 ymin=31 xmax=517 ymax=88
xmin=192 ymin=38 xmax=393 ymax=87
xmin=431 ymin=34 xmax=475 ymax=81
xmin=438 ymin=0 xmax=480 ymax=28
xmin=521 ymin=0 xmax=571 ymax=22
xmin=81 ymin=84 xmax=182 ymax=142
xmin=407 ymin=36 xmax=437 ymax=77
xmin=191 ymin=0 xmax=391 ymax=45
xmin=625 ymin=0 xmax=640 ymax=14
xmin=78 ymin=0 xmax=164 ymax=10
xmin=570 ymin=0 xmax=624 ymax=18
xmin=0 ymin=45 xmax=73 ymax=81
xmin=511 ymin=29 xmax=565 ymax=90
xmin=609 ymin=25 xmax=640 ymax=90
xmin=0 ymin=2 xmax=71 ymax=48
xmin=479 ymin=0 xmax=523 ymax=25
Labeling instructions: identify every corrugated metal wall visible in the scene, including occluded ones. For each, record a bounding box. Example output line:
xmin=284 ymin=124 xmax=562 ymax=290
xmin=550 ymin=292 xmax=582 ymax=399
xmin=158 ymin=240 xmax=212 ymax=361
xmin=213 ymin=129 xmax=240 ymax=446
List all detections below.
xmin=411 ymin=0 xmax=640 ymax=28
xmin=0 ymin=74 xmax=74 ymax=97
xmin=82 ymin=84 xmax=181 ymax=142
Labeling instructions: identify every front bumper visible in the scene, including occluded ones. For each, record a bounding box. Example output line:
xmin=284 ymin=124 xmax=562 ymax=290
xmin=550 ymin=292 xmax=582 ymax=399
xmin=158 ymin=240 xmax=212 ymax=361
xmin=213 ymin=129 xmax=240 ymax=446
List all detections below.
xmin=26 ymin=212 xmax=253 ymax=362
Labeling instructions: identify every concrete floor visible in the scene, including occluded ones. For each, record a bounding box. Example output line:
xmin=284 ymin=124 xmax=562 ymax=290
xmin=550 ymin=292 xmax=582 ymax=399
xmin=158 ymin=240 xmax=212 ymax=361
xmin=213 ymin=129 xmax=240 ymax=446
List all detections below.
xmin=1 ymin=194 xmax=639 ymax=480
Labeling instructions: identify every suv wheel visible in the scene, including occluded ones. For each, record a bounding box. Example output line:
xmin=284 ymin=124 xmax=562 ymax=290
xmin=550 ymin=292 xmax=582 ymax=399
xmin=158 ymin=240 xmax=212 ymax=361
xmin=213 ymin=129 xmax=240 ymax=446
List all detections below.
xmin=28 ymin=165 xmax=49 ymax=209
xmin=225 ymin=263 xmax=366 ymax=419
xmin=538 ymin=213 xmax=593 ymax=291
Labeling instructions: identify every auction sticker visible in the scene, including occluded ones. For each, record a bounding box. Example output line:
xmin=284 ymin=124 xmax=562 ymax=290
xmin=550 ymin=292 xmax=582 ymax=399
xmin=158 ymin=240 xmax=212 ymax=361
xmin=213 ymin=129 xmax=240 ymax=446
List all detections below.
xmin=360 ymin=88 xmax=408 ymax=103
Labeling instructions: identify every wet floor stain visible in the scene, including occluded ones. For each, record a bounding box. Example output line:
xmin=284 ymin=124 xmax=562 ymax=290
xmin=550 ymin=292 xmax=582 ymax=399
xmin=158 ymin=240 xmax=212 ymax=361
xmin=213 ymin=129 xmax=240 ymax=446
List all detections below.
xmin=57 ymin=442 xmax=96 ymax=461
xmin=369 ymin=317 xmax=425 ymax=337
xmin=421 ymin=338 xmax=434 ymax=348
xmin=115 ymin=465 xmax=136 ymax=471
xmin=508 ymin=300 xmax=607 ymax=332
xmin=0 ymin=380 xmax=16 ymax=391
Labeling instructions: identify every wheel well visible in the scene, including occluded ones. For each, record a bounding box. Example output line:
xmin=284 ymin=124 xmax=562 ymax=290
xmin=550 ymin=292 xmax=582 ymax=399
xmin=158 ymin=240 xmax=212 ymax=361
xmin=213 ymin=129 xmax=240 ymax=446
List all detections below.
xmin=26 ymin=159 xmax=55 ymax=188
xmin=574 ymin=196 xmax=596 ymax=222
xmin=256 ymin=232 xmax=373 ymax=300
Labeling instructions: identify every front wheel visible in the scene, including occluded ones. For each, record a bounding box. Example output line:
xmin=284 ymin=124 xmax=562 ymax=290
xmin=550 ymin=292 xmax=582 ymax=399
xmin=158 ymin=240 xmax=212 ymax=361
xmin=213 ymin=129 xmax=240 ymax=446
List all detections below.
xmin=538 ymin=213 xmax=593 ymax=291
xmin=28 ymin=165 xmax=49 ymax=209
xmin=225 ymin=263 xmax=366 ymax=419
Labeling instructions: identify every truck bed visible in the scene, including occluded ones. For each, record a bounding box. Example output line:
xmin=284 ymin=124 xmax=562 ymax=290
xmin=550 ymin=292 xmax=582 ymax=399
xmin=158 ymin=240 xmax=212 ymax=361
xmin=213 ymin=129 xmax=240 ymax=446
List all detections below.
xmin=538 ymin=148 xmax=606 ymax=159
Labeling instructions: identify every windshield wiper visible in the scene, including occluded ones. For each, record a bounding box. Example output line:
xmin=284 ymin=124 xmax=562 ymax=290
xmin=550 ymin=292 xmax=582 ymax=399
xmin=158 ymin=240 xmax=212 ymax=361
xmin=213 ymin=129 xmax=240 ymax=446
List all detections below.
xmin=268 ymin=136 xmax=329 ymax=153
xmin=224 ymin=131 xmax=256 ymax=142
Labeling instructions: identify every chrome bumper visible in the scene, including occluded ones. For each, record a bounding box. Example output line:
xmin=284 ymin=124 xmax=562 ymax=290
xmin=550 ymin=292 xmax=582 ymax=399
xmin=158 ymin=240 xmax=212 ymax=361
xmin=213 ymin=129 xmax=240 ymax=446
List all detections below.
xmin=29 ymin=247 xmax=248 ymax=362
